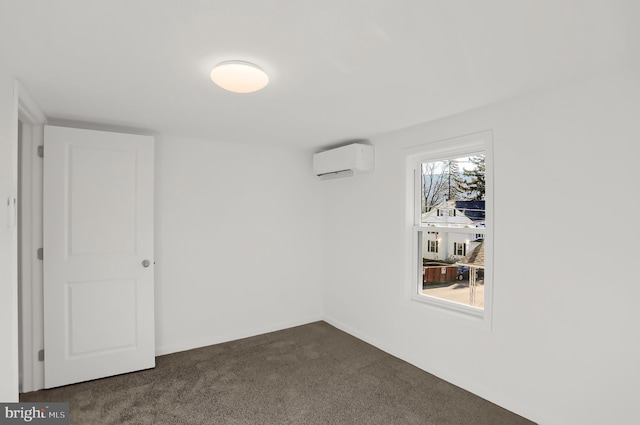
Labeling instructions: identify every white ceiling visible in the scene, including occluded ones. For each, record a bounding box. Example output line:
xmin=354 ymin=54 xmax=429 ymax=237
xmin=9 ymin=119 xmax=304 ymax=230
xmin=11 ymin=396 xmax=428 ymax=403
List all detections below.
xmin=1 ymin=0 xmax=637 ymax=149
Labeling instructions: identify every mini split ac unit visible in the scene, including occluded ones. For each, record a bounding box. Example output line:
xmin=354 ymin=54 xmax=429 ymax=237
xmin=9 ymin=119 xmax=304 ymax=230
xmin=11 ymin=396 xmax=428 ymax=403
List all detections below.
xmin=312 ymin=143 xmax=374 ymax=180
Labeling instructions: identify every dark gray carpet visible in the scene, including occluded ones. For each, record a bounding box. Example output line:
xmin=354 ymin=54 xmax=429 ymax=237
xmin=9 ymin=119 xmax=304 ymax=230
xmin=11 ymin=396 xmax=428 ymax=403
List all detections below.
xmin=21 ymin=321 xmax=535 ymax=424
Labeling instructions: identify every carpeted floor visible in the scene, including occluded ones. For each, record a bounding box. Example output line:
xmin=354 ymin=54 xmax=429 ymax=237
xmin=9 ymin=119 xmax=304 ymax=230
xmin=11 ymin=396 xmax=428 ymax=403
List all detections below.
xmin=21 ymin=321 xmax=535 ymax=424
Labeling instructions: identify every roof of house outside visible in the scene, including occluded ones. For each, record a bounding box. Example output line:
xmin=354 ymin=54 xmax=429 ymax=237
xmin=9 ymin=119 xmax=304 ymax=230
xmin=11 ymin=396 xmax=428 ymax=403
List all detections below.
xmin=456 ymin=240 xmax=485 ymax=269
xmin=421 ymin=201 xmax=473 ymax=226
xmin=454 ymin=201 xmax=485 ymax=222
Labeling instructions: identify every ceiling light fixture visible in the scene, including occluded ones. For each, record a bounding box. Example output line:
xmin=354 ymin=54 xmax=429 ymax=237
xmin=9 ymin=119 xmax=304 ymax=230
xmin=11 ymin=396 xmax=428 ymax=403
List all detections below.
xmin=209 ymin=61 xmax=269 ymax=93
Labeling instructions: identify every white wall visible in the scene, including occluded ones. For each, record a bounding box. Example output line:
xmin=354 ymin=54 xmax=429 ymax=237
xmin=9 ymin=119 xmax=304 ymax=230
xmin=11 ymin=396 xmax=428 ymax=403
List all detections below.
xmin=154 ymin=135 xmax=324 ymax=355
xmin=322 ymin=67 xmax=640 ymax=425
xmin=0 ymin=73 xmax=19 ymax=401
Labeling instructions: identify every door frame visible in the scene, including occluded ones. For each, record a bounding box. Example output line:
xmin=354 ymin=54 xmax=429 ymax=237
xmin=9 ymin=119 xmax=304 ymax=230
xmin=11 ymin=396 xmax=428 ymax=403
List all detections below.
xmin=16 ymin=80 xmax=46 ymax=393
xmin=14 ymin=81 xmax=157 ymax=393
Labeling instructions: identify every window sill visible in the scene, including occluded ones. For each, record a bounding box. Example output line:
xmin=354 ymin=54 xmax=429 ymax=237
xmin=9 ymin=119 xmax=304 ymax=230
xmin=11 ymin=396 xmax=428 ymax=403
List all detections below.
xmin=411 ymin=293 xmax=485 ymax=319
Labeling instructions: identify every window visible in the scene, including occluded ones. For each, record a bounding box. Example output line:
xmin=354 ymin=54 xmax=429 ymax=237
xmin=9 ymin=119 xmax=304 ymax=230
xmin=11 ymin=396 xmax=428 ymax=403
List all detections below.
xmin=454 ymin=242 xmax=466 ymax=256
xmin=427 ymin=240 xmax=439 ymax=253
xmin=408 ymin=131 xmax=492 ymax=320
xmin=436 ymin=208 xmax=456 ymax=217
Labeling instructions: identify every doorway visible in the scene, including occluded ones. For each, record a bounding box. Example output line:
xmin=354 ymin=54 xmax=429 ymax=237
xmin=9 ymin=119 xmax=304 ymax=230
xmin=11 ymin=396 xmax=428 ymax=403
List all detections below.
xmin=15 ymin=88 xmax=156 ymax=393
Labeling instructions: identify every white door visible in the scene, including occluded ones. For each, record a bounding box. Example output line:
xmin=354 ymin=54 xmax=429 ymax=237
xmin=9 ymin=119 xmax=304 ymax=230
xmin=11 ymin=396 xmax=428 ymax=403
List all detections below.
xmin=43 ymin=125 xmax=155 ymax=388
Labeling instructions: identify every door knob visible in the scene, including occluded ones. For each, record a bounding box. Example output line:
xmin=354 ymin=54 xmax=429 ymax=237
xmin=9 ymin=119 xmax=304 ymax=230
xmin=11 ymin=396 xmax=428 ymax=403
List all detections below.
xmin=142 ymin=259 xmax=151 ymax=268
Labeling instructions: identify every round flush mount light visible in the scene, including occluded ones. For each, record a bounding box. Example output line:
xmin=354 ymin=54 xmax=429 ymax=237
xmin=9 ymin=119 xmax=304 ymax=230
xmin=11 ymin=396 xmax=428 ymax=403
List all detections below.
xmin=209 ymin=61 xmax=269 ymax=93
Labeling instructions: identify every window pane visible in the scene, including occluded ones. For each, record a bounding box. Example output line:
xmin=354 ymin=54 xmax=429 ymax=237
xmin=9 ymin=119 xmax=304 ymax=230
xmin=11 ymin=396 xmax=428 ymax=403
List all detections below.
xmin=418 ymin=153 xmax=486 ymax=310
xmin=419 ymin=230 xmax=485 ymax=308
xmin=420 ymin=155 xmax=486 ymax=227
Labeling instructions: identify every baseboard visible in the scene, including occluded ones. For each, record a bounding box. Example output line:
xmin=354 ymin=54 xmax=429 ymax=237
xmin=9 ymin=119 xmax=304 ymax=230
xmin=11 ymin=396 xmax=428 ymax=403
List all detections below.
xmin=322 ymin=315 xmax=551 ymax=425
xmin=155 ymin=315 xmax=323 ymax=357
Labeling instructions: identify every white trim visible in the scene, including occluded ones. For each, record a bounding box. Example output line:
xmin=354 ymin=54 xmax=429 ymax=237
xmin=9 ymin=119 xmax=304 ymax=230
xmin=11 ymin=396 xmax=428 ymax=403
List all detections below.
xmin=15 ymin=79 xmax=46 ymax=393
xmin=403 ymin=130 xmax=491 ymax=161
xmin=4 ymin=73 xmax=20 ymax=403
xmin=414 ymin=226 xmax=486 ymax=235
xmin=154 ymin=315 xmax=322 ymax=356
xmin=405 ymin=130 xmax=493 ymax=330
xmin=15 ymin=81 xmax=46 ymax=125
xmin=411 ymin=293 xmax=484 ymax=318
xmin=18 ymin=120 xmax=31 ymax=393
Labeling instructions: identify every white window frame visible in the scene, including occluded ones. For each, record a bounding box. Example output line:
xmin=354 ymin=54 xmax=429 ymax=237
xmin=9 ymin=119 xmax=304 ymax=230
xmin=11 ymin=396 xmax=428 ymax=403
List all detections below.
xmin=405 ymin=131 xmax=493 ymax=327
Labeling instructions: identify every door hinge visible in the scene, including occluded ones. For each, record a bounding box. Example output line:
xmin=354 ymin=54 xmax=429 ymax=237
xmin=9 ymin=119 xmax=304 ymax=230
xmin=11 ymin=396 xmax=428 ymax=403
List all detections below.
xmin=37 ymin=145 xmax=44 ymax=158
xmin=38 ymin=349 xmax=44 ymax=362
xmin=37 ymin=248 xmax=43 ymax=260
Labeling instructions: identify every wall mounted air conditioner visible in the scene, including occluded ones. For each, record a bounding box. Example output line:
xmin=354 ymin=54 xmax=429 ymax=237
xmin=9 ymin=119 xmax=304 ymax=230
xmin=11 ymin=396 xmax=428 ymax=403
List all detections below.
xmin=312 ymin=143 xmax=374 ymax=180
